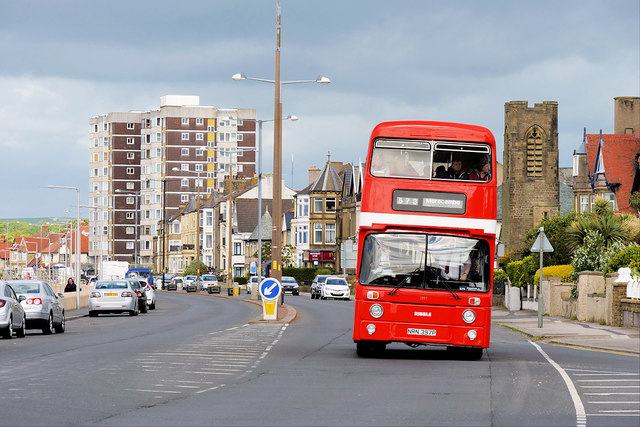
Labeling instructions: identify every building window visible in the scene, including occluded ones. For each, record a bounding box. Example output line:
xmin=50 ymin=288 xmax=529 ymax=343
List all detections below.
xmin=182 ymin=118 xmax=189 ymax=125
xmin=602 ymin=192 xmax=616 ymax=211
xmin=526 ymin=126 xmax=544 ymax=177
xmin=325 ymin=198 xmax=336 ymax=212
xmin=314 ymin=197 xmax=323 ymax=213
xmin=325 ymin=223 xmax=336 ymax=244
xmin=126 ymin=212 xmax=134 ymax=219
xmin=195 ymin=163 xmax=203 ymax=171
xmin=181 ymin=164 xmax=189 ymax=171
xmin=234 ymin=242 xmax=242 ymax=255
xmin=126 ymin=227 xmax=134 ymax=234
xmin=181 ymin=148 xmax=189 ymax=156
xmin=126 ymin=197 xmax=134 ymax=204
xmin=181 ymin=178 xmax=189 ymax=187
xmin=126 ymin=182 xmax=134 ymax=189
xmin=237 ymin=134 xmax=243 ymax=141
xmin=127 ymin=123 xmax=134 ymax=129
xmin=126 ymin=167 xmax=134 ymax=174
xmin=580 ymin=194 xmax=589 ymax=212
xmin=181 ymin=133 xmax=189 ymax=141
xmin=196 ymin=118 xmax=204 ymax=126
xmin=314 ymin=223 xmax=323 ymax=244
xmin=196 ymin=133 xmax=203 ymax=140
xmin=181 ymin=195 xmax=189 ymax=202
xmin=127 ymin=152 xmax=135 ymax=159
xmin=127 ymin=137 xmax=134 ymax=144
xmin=126 ymin=242 xmax=134 ymax=249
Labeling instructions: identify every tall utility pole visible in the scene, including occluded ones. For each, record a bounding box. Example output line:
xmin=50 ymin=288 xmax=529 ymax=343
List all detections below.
xmin=272 ymin=0 xmax=283 ymax=281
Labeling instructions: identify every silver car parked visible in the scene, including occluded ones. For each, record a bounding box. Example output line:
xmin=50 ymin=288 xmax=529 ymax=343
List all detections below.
xmin=0 ymin=281 xmax=27 ymax=339
xmin=89 ymin=280 xmax=139 ymax=317
xmin=10 ymin=280 xmax=65 ymax=334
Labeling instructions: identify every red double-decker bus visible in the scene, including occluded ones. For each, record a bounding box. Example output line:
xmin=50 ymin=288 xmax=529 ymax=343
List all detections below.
xmin=352 ymin=121 xmax=497 ymax=359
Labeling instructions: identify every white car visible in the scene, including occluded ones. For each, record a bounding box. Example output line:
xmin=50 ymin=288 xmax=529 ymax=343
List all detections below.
xmin=321 ymin=276 xmax=351 ymax=300
xmin=139 ymin=280 xmax=156 ymax=310
xmin=246 ymin=276 xmax=265 ymax=295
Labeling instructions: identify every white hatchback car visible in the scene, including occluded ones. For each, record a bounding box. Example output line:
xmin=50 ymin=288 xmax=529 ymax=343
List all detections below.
xmin=320 ymin=276 xmax=351 ymax=300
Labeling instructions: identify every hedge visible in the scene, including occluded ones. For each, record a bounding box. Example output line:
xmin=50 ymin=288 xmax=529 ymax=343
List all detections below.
xmin=505 ymin=255 xmax=538 ymax=287
xmin=603 ymin=245 xmax=640 ymax=275
xmin=534 ymin=265 xmax=573 ymax=286
xmin=233 ymin=276 xmax=247 ymax=285
xmin=282 ymin=267 xmax=319 ymax=283
xmin=494 ymin=269 xmax=508 ymax=281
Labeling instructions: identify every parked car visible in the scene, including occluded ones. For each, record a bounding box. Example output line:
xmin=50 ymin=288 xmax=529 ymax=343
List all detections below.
xmin=310 ymin=275 xmax=330 ymax=299
xmin=138 ymin=280 xmax=156 ymax=310
xmin=321 ymin=276 xmax=351 ymax=300
xmin=201 ymin=274 xmax=220 ymax=293
xmin=183 ymin=275 xmax=198 ymax=292
xmin=167 ymin=276 xmax=182 ymax=291
xmin=89 ymin=279 xmax=139 ymax=317
xmin=0 ymin=281 xmax=26 ymax=339
xmin=247 ymin=276 xmax=265 ymax=295
xmin=10 ymin=280 xmax=65 ymax=334
xmin=125 ymin=267 xmax=154 ymax=288
xmin=281 ymin=276 xmax=300 ymax=295
xmin=128 ymin=280 xmax=149 ymax=313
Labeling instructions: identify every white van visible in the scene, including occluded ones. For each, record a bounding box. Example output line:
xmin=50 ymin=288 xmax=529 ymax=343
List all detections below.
xmin=247 ymin=276 xmax=265 ymax=294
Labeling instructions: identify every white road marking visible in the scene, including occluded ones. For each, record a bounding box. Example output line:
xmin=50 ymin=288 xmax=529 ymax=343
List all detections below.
xmin=530 ymin=341 xmax=586 ymax=427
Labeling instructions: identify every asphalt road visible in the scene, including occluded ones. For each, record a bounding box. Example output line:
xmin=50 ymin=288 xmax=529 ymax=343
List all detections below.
xmin=1 ymin=292 xmax=637 ymax=426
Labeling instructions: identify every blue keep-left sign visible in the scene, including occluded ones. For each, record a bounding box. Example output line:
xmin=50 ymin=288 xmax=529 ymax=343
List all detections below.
xmin=259 ymin=278 xmax=281 ymax=301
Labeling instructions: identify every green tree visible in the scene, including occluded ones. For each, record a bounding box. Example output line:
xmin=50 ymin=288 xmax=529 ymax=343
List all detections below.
xmin=184 ymin=259 xmax=208 ymax=276
xmin=525 ymin=211 xmax=577 ymax=266
xmin=253 ymin=242 xmax=271 ymax=263
xmin=281 ymin=245 xmax=296 ymax=267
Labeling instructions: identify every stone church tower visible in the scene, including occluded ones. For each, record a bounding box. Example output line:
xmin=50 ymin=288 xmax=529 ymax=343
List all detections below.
xmin=502 ymin=101 xmax=560 ymax=252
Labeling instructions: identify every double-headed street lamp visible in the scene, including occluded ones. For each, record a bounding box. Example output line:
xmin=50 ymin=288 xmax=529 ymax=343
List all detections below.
xmin=232 ymin=63 xmax=329 ymax=280
xmin=3 ymin=220 xmax=19 ymax=277
xmin=43 ymin=185 xmax=80 ymax=309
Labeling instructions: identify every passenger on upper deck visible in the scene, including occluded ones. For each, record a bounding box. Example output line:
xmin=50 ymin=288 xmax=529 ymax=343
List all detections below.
xmin=446 ymin=158 xmax=468 ymax=180
xmin=468 ymin=158 xmax=492 ymax=182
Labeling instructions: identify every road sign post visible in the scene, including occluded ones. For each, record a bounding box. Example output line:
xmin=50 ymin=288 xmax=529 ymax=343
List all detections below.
xmin=259 ymin=278 xmax=281 ymax=321
xmin=531 ymin=226 xmax=554 ymax=328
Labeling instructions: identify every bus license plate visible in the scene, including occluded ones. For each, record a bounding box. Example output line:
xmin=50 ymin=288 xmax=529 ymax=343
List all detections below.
xmin=407 ymin=328 xmax=436 ymax=336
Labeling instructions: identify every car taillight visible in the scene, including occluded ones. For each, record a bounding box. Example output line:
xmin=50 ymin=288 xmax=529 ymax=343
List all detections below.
xmin=26 ymin=298 xmax=42 ymax=305
xmin=121 ymin=291 xmax=132 ymax=297
xmin=0 ymin=299 xmax=6 ymax=308
xmin=90 ymin=292 xmax=101 ymax=298
xmin=136 ymin=291 xmax=142 ymax=296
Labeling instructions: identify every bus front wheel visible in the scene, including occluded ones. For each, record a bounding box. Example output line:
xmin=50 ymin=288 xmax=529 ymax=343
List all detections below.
xmin=356 ymin=340 xmax=386 ymax=358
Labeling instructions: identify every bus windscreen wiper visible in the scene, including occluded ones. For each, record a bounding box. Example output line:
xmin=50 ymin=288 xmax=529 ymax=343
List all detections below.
xmin=388 ymin=267 xmax=423 ymax=296
xmin=435 ymin=276 xmax=461 ymax=300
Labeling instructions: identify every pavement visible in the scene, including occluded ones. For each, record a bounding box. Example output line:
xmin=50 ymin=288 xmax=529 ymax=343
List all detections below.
xmin=492 ymin=307 xmax=640 ymax=355
xmin=64 ymin=293 xmax=638 ymax=355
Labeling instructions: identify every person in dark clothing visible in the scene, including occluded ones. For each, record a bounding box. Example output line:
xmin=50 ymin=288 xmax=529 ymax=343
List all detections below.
xmin=632 ymin=152 xmax=640 ymax=194
xmin=64 ymin=278 xmax=76 ymax=292
xmin=446 ymin=158 xmax=468 ymax=179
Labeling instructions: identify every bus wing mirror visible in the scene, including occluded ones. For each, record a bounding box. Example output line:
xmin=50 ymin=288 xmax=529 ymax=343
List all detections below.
xmin=496 ymin=243 xmax=505 ymax=258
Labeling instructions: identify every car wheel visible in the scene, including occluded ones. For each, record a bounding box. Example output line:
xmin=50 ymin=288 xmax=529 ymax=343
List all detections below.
xmin=149 ymin=301 xmax=156 ymax=310
xmin=16 ymin=315 xmax=27 ymax=338
xmin=356 ymin=340 xmax=386 ymax=358
xmin=54 ymin=312 xmax=65 ymax=333
xmin=140 ymin=301 xmax=148 ymax=313
xmin=130 ymin=303 xmax=139 ymax=316
xmin=89 ymin=310 xmax=98 ymax=317
xmin=42 ymin=313 xmax=54 ymax=335
xmin=2 ymin=316 xmax=13 ymax=339
xmin=293 ymin=291 xmax=299 ymax=296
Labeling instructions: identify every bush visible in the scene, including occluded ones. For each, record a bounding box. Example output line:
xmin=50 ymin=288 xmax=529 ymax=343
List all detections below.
xmin=233 ymin=276 xmax=247 ymax=285
xmin=534 ymin=265 xmax=573 ymax=286
xmin=493 ymin=269 xmax=508 ymax=281
xmin=505 ymin=260 xmax=525 ymax=287
xmin=316 ymin=267 xmax=334 ymax=275
xmin=603 ymin=244 xmax=640 ymax=274
xmin=282 ymin=267 xmax=317 ymax=283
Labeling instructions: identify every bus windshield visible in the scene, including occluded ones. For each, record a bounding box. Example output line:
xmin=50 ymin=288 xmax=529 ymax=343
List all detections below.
xmin=370 ymin=138 xmax=492 ymax=182
xmin=359 ymin=233 xmax=491 ymax=292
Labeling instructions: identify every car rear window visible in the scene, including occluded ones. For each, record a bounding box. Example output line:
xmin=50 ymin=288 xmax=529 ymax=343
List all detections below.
xmin=202 ymin=275 xmax=217 ymax=280
xmin=96 ymin=282 xmax=128 ymax=289
xmin=11 ymin=283 xmax=40 ymax=294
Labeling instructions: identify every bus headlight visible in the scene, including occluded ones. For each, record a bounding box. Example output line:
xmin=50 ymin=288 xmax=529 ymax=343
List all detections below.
xmin=462 ymin=309 xmax=476 ymax=324
xmin=366 ymin=324 xmax=376 ymax=335
xmin=467 ymin=330 xmax=477 ymax=340
xmin=369 ymin=304 xmax=384 ymax=318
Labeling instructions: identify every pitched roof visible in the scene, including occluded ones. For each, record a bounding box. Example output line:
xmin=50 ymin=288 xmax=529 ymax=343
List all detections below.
xmin=585 ymin=132 xmax=640 ymax=213
xmin=248 ymin=209 xmax=272 ymax=241
xmin=235 ymin=198 xmax=294 ymax=234
xmin=308 ymin=160 xmax=344 ymax=193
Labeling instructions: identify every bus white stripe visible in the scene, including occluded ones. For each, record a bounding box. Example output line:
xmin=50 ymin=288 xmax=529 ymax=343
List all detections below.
xmin=359 ymin=212 xmax=497 ymax=235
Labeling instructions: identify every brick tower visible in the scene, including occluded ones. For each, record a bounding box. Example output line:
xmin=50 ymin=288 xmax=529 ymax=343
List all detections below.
xmin=502 ymin=101 xmax=560 ymax=252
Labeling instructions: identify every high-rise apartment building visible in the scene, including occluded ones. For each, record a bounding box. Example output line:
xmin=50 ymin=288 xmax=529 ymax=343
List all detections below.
xmin=89 ymin=95 xmax=256 ymax=267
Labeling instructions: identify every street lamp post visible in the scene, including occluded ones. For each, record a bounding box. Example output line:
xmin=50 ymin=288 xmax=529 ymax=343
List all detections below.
xmin=80 ymin=205 xmax=103 ymax=280
xmin=3 ymin=220 xmax=19 ymax=278
xmin=44 ymin=185 xmax=80 ymax=309
xmin=231 ymin=58 xmax=328 ymax=282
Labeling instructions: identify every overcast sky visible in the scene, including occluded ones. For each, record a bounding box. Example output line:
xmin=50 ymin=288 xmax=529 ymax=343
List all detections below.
xmin=0 ymin=0 xmax=638 ymax=218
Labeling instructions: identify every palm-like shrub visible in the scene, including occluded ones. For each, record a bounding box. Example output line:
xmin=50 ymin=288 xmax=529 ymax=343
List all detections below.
xmin=566 ymin=197 xmax=631 ymax=250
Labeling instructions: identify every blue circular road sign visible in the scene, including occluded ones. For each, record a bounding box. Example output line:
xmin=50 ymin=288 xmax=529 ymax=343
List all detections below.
xmin=259 ymin=278 xmax=281 ymax=301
